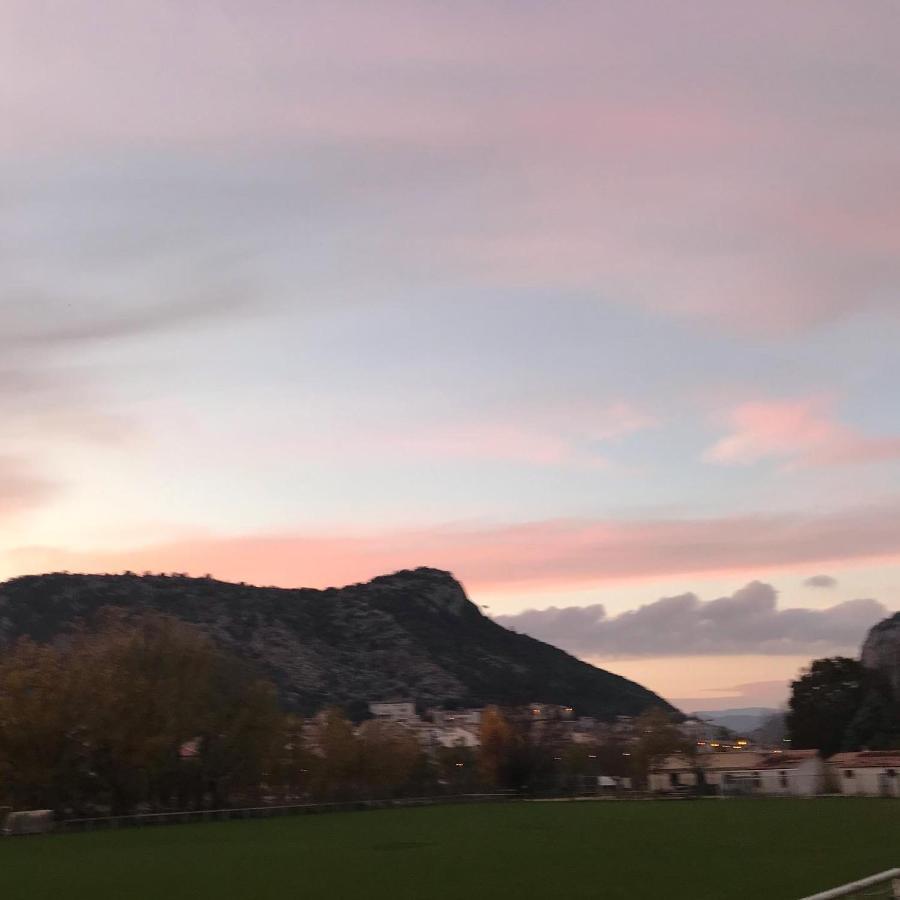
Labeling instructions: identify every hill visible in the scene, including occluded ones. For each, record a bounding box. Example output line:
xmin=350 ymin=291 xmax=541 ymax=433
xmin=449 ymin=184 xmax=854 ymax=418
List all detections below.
xmin=694 ymin=707 xmax=778 ymax=734
xmin=0 ymin=567 xmax=674 ymax=719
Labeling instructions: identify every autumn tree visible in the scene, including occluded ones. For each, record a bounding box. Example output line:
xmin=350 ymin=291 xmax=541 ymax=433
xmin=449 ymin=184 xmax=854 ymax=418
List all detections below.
xmin=477 ymin=706 xmax=517 ymax=787
xmin=0 ymin=612 xmax=281 ymax=814
xmin=476 ymin=706 xmax=569 ymax=792
xmin=0 ymin=640 xmax=90 ymax=810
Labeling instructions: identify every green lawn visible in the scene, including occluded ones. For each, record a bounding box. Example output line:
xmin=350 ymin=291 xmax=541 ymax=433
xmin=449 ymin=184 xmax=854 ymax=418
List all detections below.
xmin=2 ymin=798 xmax=899 ymax=900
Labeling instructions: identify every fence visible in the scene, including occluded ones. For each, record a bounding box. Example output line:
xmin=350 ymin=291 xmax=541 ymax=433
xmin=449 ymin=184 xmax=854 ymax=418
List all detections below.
xmin=798 ymin=869 xmax=900 ymax=900
xmin=53 ymin=792 xmax=516 ymax=834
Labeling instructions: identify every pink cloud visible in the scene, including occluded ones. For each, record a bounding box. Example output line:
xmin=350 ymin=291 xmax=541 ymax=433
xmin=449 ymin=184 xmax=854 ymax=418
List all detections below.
xmin=704 ymin=400 xmax=900 ymax=467
xmin=6 ymin=500 xmax=900 ymax=594
xmin=287 ymin=401 xmax=655 ymax=468
xmin=0 ymin=457 xmax=55 ymax=521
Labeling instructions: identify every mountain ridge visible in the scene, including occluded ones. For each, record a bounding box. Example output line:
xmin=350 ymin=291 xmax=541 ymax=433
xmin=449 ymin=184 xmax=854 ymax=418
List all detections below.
xmin=0 ymin=567 xmax=675 ymax=720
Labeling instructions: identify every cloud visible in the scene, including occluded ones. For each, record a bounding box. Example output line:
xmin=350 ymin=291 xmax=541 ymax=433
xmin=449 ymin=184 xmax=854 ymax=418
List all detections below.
xmin=495 ymin=583 xmax=888 ymax=657
xmin=0 ymin=245 xmax=261 ymax=515
xmin=672 ymin=680 xmax=791 ymax=711
xmin=290 ymin=401 xmax=655 ymax=467
xmin=0 ymin=362 xmax=130 ymax=512
xmin=4 ymin=499 xmax=900 ymax=592
xmin=0 ymin=291 xmax=251 ymax=350
xmin=703 ymin=400 xmax=900 ymax=468
xmin=1 ymin=2 xmax=899 ymax=335
xmin=0 ymin=457 xmax=56 ymax=520
xmin=805 ymin=574 xmax=837 ymax=589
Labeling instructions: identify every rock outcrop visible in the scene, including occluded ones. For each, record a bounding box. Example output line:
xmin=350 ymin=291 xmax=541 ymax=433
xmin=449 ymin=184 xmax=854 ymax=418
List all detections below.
xmin=861 ymin=612 xmax=900 ymax=697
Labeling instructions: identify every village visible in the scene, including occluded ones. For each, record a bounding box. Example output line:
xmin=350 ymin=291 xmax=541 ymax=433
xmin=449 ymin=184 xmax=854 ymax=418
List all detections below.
xmin=359 ymin=699 xmax=900 ymax=799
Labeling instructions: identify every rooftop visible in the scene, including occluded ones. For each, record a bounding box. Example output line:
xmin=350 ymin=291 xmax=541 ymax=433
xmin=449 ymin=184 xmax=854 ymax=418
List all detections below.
xmin=828 ymin=751 xmax=900 ymax=768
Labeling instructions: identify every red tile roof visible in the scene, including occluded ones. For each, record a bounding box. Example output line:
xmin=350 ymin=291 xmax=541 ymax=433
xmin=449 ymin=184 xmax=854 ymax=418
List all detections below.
xmin=755 ymin=750 xmax=819 ymax=769
xmin=828 ymin=751 xmax=900 ymax=768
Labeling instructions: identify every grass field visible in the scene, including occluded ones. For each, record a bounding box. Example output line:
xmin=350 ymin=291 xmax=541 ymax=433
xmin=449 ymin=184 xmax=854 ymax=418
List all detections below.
xmin=2 ymin=798 xmax=900 ymax=899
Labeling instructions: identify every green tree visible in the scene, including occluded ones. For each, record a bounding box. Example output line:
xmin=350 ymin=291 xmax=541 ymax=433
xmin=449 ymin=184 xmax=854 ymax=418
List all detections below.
xmin=787 ymin=657 xmax=867 ymax=757
xmin=842 ymin=679 xmax=900 ymax=751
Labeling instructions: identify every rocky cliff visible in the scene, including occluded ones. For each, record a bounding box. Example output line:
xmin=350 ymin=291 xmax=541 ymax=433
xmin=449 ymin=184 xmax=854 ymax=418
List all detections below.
xmin=861 ymin=611 xmax=900 ymax=697
xmin=0 ymin=567 xmax=675 ymax=719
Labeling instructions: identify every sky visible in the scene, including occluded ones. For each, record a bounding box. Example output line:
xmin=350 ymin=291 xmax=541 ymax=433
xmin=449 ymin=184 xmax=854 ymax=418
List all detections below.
xmin=2 ymin=1 xmax=899 ymax=711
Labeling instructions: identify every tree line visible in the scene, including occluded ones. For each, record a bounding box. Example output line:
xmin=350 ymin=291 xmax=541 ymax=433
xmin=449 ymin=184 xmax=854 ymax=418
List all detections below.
xmin=0 ymin=612 xmax=689 ymax=816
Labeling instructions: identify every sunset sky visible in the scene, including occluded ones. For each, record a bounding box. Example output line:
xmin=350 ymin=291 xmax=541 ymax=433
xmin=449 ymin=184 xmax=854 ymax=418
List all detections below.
xmin=3 ymin=1 xmax=899 ymax=710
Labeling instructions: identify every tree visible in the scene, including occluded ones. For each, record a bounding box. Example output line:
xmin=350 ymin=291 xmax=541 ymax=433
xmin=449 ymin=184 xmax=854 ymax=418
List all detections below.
xmin=477 ymin=706 xmax=517 ymax=787
xmin=308 ymin=708 xmax=361 ymax=799
xmin=356 ymin=719 xmax=421 ymax=796
xmin=435 ymin=745 xmax=478 ymax=791
xmin=194 ymin=669 xmax=280 ymax=809
xmin=269 ymin=714 xmax=313 ymax=801
xmin=0 ymin=611 xmax=281 ymax=814
xmin=561 ymin=739 xmax=630 ymax=785
xmin=0 ymin=640 xmax=90 ymax=810
xmin=477 ymin=706 xmax=568 ymax=793
xmin=842 ymin=678 xmax=900 ymax=752
xmin=787 ymin=657 xmax=867 ymax=757
xmin=630 ymin=708 xmax=689 ymax=788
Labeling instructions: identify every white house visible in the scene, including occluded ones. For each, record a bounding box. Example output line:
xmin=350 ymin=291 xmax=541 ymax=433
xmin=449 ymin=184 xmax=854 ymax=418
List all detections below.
xmin=368 ymin=699 xmax=417 ymax=722
xmin=829 ymin=751 xmax=900 ymax=797
xmin=755 ymin=750 xmax=825 ymax=797
xmin=649 ymin=752 xmax=765 ymax=793
xmin=649 ymin=750 xmax=825 ymax=796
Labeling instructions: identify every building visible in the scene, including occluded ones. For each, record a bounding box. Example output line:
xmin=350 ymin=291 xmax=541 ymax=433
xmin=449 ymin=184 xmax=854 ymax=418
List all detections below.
xmin=2 ymin=810 xmax=54 ymax=836
xmin=649 ymin=752 xmax=764 ymax=793
xmin=368 ymin=699 xmax=417 ymax=722
xmin=754 ymin=750 xmax=825 ymax=796
xmin=829 ymin=751 xmax=900 ymax=797
xmin=649 ymin=750 xmax=824 ymax=796
xmin=426 ymin=725 xmax=480 ymax=749
xmin=428 ymin=708 xmax=482 ymax=728
xmin=528 ymin=703 xmax=575 ymax=720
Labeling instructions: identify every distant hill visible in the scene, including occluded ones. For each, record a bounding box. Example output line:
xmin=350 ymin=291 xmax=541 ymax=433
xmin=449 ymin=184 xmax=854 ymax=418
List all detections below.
xmin=0 ymin=567 xmax=675 ymax=720
xmin=694 ymin=708 xmax=778 ymax=734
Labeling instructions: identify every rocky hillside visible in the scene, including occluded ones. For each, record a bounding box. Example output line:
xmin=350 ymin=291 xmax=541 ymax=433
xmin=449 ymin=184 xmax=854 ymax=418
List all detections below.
xmin=0 ymin=567 xmax=674 ymax=719
xmin=861 ymin=612 xmax=900 ymax=697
